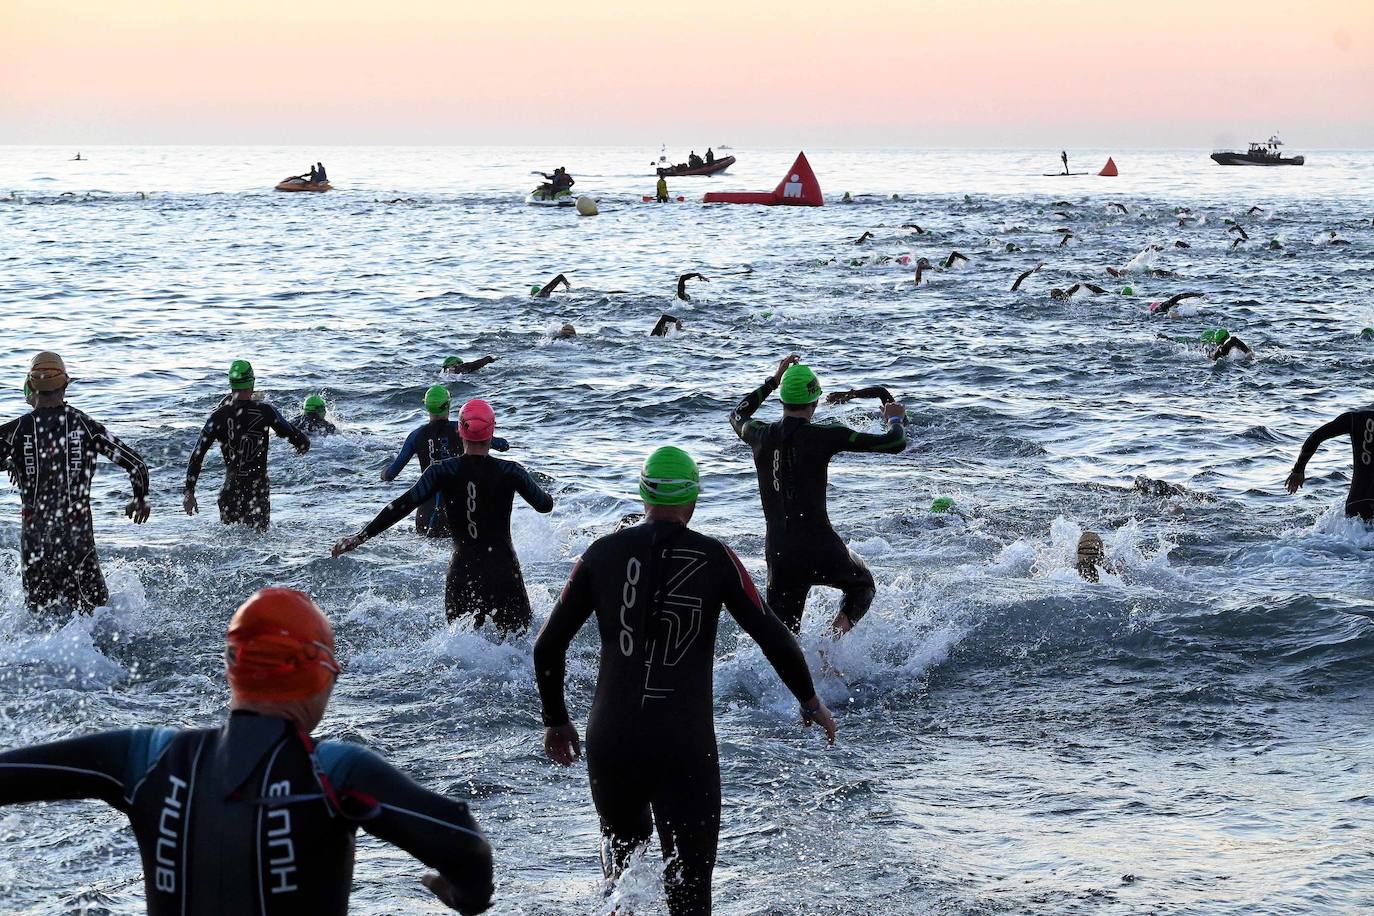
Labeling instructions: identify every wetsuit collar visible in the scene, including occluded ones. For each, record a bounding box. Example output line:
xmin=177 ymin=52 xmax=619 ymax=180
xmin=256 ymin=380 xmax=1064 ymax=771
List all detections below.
xmin=220 ymin=712 xmax=295 ymax=797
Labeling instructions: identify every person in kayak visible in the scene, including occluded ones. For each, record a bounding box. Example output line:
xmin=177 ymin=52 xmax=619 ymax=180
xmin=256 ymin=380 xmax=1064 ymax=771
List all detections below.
xmin=442 ymin=355 xmax=498 ymax=375
xmin=676 ymin=272 xmax=708 ymax=301
xmin=532 ymin=274 xmax=571 ymax=298
xmin=183 ymin=359 xmax=310 ymax=530
xmin=533 ymin=446 xmax=836 ymax=915
xmin=651 ymin=314 xmax=683 ymax=337
xmin=294 ymin=395 xmax=338 ymax=437
xmin=0 ymin=351 xmax=151 ymax=614
xmin=1285 ymin=407 xmax=1374 ymax=520
xmin=0 ymin=587 xmax=495 ymax=915
xmin=336 ymin=399 xmax=552 ymax=635
xmin=730 ymin=356 xmax=907 ymax=635
xmin=656 ymin=175 xmax=670 ymax=203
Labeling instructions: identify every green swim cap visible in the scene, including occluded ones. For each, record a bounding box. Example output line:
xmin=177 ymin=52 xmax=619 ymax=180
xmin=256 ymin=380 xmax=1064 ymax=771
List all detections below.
xmin=423 ymin=384 xmax=451 ymax=416
xmin=442 ymin=356 xmax=464 ymax=369
xmin=1200 ymin=328 xmax=1230 ymax=344
xmin=639 ymin=446 xmax=700 ymax=506
xmin=930 ymin=497 xmax=954 ymax=514
xmin=779 ymin=364 xmax=822 ymax=405
xmin=1120 ymin=285 xmax=1134 ymax=297
xmin=1360 ymin=327 xmax=1374 ymax=340
xmin=303 ymin=394 xmax=326 ymax=416
xmin=228 ymin=359 xmax=255 ymax=390
xmin=530 ymin=284 xmax=542 ymax=296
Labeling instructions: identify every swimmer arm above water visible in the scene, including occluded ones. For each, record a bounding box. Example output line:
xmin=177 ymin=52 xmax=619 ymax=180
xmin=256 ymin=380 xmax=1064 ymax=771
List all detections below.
xmin=1012 ymin=263 xmax=1045 ymax=292
xmin=650 ymin=314 xmax=683 ymax=337
xmin=826 ymin=386 xmax=896 ymax=405
xmin=1153 ymin=292 xmax=1205 ymax=316
xmin=676 ymin=272 xmax=708 ymax=301
xmin=533 ymin=274 xmax=571 ymax=298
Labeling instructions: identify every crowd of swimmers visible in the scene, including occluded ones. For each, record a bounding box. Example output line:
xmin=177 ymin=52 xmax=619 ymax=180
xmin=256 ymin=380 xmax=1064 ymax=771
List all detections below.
xmin=2 ymin=334 xmax=1371 ymax=912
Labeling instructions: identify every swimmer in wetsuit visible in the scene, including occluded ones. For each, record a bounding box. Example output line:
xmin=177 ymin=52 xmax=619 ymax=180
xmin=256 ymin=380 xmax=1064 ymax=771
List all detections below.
xmin=337 ymin=399 xmax=550 ymax=634
xmin=293 ymin=394 xmax=338 ymax=437
xmin=532 ymin=274 xmax=571 ymax=298
xmin=730 ymin=356 xmax=907 ymax=635
xmin=676 ymin=272 xmax=709 ymax=301
xmin=0 ymin=352 xmax=150 ymax=614
xmin=443 ymin=355 xmax=497 ymax=375
xmin=651 ymin=314 xmax=683 ymax=337
xmin=1148 ymin=291 xmax=1204 ymax=316
xmin=0 ymin=587 xmax=494 ymax=915
xmin=533 ymin=446 xmax=836 ymax=915
xmin=183 ymin=360 xmax=310 ymax=530
xmin=1285 ymin=408 xmax=1374 ymax=520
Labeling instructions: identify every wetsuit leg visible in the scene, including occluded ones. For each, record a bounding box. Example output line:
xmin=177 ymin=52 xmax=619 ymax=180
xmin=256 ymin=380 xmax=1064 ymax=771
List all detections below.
xmin=445 ymin=553 xmax=533 ymax=635
xmin=768 ymin=545 xmax=875 ymax=631
xmin=20 ymin=538 xmax=107 ymax=614
xmin=587 ymin=745 xmax=655 ymax=893
xmin=651 ymin=746 xmax=721 ymax=915
xmin=819 ymin=548 xmax=876 ymax=623
xmin=1346 ymin=498 xmax=1374 ymax=522
xmin=219 ymin=478 xmax=271 ymax=530
xmin=765 ymin=567 xmax=811 ymax=635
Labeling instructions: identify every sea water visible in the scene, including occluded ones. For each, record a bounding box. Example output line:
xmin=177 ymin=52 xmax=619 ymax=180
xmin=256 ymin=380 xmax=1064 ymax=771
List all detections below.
xmin=0 ymin=146 xmax=1371 ymax=914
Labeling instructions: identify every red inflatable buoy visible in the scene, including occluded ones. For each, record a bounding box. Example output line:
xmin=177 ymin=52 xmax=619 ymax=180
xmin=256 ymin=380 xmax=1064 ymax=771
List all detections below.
xmin=703 ymin=152 xmax=824 ymax=207
xmin=1099 ymin=157 xmax=1118 ymax=177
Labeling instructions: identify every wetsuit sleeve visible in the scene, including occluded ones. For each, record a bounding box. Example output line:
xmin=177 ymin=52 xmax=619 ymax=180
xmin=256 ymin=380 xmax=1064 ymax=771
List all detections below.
xmin=184 ymin=412 xmax=222 ymax=494
xmin=326 ymin=746 xmax=494 ymax=915
xmin=0 ymin=729 xmax=155 ymax=810
xmin=507 ymin=462 xmax=554 ymax=513
xmin=360 ymin=462 xmax=448 ymax=540
xmin=848 ymin=386 xmax=895 ymax=404
xmin=820 ymin=418 xmax=907 ymax=457
xmin=532 ymin=554 xmax=597 ymax=727
xmin=85 ymin=416 xmax=150 ymax=500
xmin=1292 ymin=414 xmax=1352 ymax=472
xmin=719 ymin=546 xmax=816 ymax=703
xmin=382 ymin=428 xmax=422 ymax=481
xmin=729 ymin=377 xmax=777 ymax=446
xmin=270 ymin=405 xmax=310 ymax=452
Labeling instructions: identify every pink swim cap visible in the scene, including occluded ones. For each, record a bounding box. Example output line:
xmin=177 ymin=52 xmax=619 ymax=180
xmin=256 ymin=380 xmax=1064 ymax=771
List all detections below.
xmin=459 ymin=398 xmax=496 ymax=441
xmin=1148 ymin=301 xmax=1162 ymax=314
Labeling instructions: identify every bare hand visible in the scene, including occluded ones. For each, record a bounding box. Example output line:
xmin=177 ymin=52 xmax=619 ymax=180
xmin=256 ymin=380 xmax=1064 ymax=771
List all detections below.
xmin=830 ymin=612 xmax=853 ymax=636
xmin=881 ymin=402 xmax=907 ymax=421
xmin=182 ymin=492 xmax=198 ymax=516
xmin=379 ymin=468 xmax=392 ymax=481
xmin=421 ymin=873 xmax=465 ymax=912
xmin=1285 ymin=470 xmax=1304 ymax=494
xmin=331 ymin=534 xmax=364 ymax=558
xmin=125 ymin=498 xmax=151 ymax=524
xmin=800 ymin=696 xmax=838 ymax=745
xmin=544 ymin=723 xmax=581 ymax=765
xmin=773 ymin=354 xmax=800 ymax=386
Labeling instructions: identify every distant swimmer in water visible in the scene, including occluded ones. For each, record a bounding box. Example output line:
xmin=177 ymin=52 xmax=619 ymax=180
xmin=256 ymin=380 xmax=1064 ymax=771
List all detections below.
xmin=532 ymin=274 xmax=571 ymax=298
xmin=1107 ymin=203 xmax=1128 ymax=214
xmin=676 ymin=272 xmax=709 ymax=301
xmin=294 ymin=394 xmax=338 ymax=437
xmin=1076 ymin=531 xmax=1105 ymax=582
xmin=1326 ymin=230 xmax=1351 ymax=246
xmin=184 ymin=360 xmax=310 ymax=530
xmin=943 ymin=251 xmax=969 ymax=268
xmin=336 ymin=399 xmax=553 ymax=635
xmin=553 ymin=323 xmax=577 ymax=339
xmin=1148 ymin=291 xmax=1205 ymax=316
xmin=1058 ymin=230 xmax=1075 ymax=247
xmin=1050 ymin=282 xmax=1107 ymax=301
xmin=1134 ymin=476 xmax=1190 ymax=498
xmin=533 ymin=446 xmax=835 ymax=916
xmin=442 ymin=355 xmax=497 ymax=375
xmin=651 ymin=314 xmax=683 ymax=337
xmin=902 ymin=223 xmax=925 ymax=233
xmin=1285 ymin=407 xmax=1374 ymax=520
xmin=854 ymin=231 xmax=875 ymax=245
xmin=1163 ymin=329 xmax=1252 ymax=361
xmin=731 ymin=356 xmax=907 ymax=636
xmin=1012 ymin=262 xmax=1045 ymax=292
xmin=0 ymin=352 xmax=150 ymax=614
xmin=0 ymin=587 xmax=496 ymax=915
xmin=1247 ymin=205 xmax=1264 ymax=215
xmin=1174 ymin=240 xmax=1192 ymax=249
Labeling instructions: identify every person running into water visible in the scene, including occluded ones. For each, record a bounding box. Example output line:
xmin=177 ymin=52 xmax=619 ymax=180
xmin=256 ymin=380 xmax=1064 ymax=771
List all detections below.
xmin=676 ymin=272 xmax=708 ymax=301
xmin=1285 ymin=407 xmax=1374 ymax=521
xmin=730 ymin=356 xmax=907 ymax=635
xmin=184 ymin=360 xmax=310 ymax=530
xmin=336 ymin=399 xmax=552 ymax=635
xmin=0 ymin=587 xmax=494 ymax=915
xmin=532 ymin=274 xmax=571 ymax=298
xmin=294 ymin=394 xmax=338 ymax=437
xmin=0 ymin=352 xmax=150 ymax=614
xmin=533 ymin=446 xmax=836 ymax=915
xmin=380 ymin=386 xmax=507 ymax=537
xmin=442 ymin=355 xmax=497 ymax=375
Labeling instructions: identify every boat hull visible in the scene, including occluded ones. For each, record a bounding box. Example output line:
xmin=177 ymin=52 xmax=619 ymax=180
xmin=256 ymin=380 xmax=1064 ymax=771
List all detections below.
xmin=1210 ymin=153 xmax=1305 ymax=166
xmin=275 ymin=180 xmax=332 ymax=192
xmin=657 ymin=156 xmax=735 ymax=177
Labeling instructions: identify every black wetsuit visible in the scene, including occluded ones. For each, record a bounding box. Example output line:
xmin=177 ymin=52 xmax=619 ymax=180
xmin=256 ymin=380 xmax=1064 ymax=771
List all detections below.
xmin=382 ymin=419 xmax=463 ymax=536
xmin=185 ymin=398 xmax=309 ymax=530
xmin=730 ymin=377 xmax=906 ymax=632
xmin=0 ymin=711 xmax=493 ymax=915
xmin=1293 ymin=410 xmax=1374 ymax=520
xmin=0 ymin=405 xmax=149 ymax=613
xmin=293 ymin=414 xmax=338 ymax=437
xmin=363 ymin=454 xmax=553 ymax=633
xmin=533 ymin=520 xmax=815 ymax=916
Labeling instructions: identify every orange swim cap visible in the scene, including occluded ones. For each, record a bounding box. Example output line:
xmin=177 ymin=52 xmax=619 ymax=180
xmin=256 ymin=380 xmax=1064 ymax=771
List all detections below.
xmin=226 ymin=588 xmax=340 ymax=701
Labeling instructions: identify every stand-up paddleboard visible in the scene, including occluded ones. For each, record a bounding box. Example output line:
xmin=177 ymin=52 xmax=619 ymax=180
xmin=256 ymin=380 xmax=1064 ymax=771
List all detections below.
xmin=1043 ymin=172 xmax=1090 ymax=177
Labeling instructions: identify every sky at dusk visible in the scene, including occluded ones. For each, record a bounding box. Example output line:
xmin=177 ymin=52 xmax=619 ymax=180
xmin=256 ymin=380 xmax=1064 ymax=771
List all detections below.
xmin=3 ymin=0 xmax=1372 ymax=147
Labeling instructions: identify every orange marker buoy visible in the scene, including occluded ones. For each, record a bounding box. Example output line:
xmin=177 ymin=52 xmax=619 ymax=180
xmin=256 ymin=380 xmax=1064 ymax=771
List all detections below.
xmin=1099 ymin=157 xmax=1119 ymax=177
